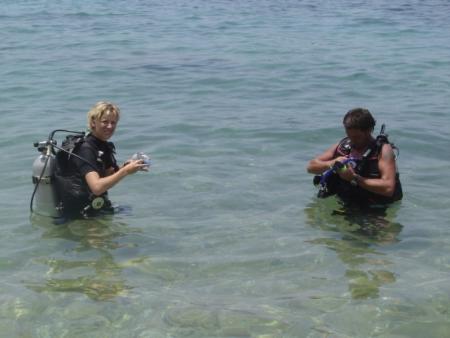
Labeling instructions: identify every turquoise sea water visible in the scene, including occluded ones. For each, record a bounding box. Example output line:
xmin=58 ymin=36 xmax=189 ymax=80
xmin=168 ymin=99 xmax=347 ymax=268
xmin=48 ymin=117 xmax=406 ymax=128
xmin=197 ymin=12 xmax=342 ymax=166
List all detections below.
xmin=1 ymin=1 xmax=450 ymax=337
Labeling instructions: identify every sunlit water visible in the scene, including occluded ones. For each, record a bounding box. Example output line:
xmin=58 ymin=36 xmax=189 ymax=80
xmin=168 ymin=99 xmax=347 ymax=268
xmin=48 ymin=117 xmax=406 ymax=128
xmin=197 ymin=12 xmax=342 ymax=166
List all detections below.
xmin=1 ymin=1 xmax=450 ymax=337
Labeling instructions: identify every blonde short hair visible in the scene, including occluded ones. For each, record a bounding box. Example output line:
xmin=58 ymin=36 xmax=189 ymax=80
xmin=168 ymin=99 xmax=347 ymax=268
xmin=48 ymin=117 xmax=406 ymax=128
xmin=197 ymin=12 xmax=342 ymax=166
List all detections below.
xmin=87 ymin=101 xmax=121 ymax=130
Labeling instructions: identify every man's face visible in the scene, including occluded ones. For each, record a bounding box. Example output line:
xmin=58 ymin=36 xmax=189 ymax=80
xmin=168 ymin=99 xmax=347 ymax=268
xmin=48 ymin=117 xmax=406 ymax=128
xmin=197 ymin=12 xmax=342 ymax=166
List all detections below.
xmin=345 ymin=128 xmax=372 ymax=150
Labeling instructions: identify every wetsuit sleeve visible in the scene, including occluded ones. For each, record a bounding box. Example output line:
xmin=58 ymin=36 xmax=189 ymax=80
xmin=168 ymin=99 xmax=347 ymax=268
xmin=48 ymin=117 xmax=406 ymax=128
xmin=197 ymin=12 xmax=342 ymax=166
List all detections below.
xmin=73 ymin=144 xmax=100 ymax=177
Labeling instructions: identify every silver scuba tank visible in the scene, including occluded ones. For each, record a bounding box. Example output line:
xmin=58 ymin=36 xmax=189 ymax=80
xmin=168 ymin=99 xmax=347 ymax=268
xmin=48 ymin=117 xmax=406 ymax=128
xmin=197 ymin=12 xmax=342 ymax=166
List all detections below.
xmin=31 ymin=141 xmax=61 ymax=218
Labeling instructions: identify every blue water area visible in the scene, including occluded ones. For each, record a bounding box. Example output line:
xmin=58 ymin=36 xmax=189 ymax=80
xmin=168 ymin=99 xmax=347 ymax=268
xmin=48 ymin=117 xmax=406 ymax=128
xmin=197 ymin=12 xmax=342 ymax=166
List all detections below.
xmin=1 ymin=0 xmax=450 ymax=336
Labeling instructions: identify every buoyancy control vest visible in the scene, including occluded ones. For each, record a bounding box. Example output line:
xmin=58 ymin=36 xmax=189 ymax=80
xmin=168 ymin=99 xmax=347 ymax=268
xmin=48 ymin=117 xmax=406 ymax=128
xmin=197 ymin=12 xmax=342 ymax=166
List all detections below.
xmin=54 ymin=133 xmax=116 ymax=216
xmin=314 ymin=126 xmax=403 ymax=206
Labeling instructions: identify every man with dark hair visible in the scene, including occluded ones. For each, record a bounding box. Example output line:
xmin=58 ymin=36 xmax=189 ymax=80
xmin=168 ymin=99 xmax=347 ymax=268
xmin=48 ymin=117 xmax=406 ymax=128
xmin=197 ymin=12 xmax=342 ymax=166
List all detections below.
xmin=307 ymin=108 xmax=402 ymax=207
xmin=343 ymin=108 xmax=376 ymax=130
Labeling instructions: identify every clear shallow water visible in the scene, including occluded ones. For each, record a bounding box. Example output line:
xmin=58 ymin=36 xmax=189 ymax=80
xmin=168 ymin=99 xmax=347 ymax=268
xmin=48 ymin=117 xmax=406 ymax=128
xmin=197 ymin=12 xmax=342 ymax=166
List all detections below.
xmin=1 ymin=1 xmax=450 ymax=337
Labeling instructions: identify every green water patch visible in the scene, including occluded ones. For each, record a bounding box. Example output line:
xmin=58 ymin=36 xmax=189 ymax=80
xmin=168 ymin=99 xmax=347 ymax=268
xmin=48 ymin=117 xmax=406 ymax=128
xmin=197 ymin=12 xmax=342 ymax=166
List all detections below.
xmin=162 ymin=303 xmax=290 ymax=337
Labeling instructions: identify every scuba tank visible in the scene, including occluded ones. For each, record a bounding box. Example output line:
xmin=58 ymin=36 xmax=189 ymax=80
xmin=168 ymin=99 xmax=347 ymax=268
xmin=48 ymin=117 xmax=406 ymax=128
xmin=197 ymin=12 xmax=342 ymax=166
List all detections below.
xmin=31 ymin=138 xmax=61 ymax=217
xmin=30 ymin=129 xmax=86 ymax=218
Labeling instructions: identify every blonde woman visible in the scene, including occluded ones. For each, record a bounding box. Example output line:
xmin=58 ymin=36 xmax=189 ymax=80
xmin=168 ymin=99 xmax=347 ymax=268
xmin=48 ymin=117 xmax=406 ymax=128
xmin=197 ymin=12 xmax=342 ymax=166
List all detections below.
xmin=60 ymin=101 xmax=146 ymax=216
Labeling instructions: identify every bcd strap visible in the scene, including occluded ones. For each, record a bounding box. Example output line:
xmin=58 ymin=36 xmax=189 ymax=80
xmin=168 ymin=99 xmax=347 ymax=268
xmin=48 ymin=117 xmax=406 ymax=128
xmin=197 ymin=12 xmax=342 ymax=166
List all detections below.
xmin=356 ymin=124 xmax=390 ymax=174
xmin=32 ymin=176 xmax=53 ymax=184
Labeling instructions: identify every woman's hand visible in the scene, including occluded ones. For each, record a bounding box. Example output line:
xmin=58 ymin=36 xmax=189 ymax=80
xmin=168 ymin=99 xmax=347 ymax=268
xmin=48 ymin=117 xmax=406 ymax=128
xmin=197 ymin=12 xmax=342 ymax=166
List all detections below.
xmin=85 ymin=159 xmax=148 ymax=196
xmin=122 ymin=159 xmax=148 ymax=174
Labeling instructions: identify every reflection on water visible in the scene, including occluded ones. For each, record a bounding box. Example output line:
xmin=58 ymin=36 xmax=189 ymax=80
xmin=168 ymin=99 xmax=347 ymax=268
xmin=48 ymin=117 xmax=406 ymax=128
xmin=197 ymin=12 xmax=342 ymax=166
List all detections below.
xmin=161 ymin=304 xmax=290 ymax=338
xmin=26 ymin=214 xmax=138 ymax=301
xmin=305 ymin=197 xmax=403 ymax=299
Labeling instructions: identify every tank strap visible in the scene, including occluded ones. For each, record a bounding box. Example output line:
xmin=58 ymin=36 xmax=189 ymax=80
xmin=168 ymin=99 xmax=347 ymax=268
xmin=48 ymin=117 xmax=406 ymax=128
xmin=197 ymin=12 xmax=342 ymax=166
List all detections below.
xmin=32 ymin=176 xmax=53 ymax=184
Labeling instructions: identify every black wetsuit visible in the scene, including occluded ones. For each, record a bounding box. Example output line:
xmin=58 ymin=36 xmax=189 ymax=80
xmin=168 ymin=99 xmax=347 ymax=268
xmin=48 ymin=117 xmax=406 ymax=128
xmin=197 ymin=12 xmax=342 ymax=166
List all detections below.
xmin=56 ymin=134 xmax=118 ymax=216
xmin=74 ymin=134 xmax=119 ymax=180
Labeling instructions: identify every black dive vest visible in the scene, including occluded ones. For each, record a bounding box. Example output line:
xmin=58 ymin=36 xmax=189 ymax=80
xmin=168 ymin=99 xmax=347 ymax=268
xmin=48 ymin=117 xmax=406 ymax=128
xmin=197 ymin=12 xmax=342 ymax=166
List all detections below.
xmin=331 ymin=137 xmax=403 ymax=206
xmin=54 ymin=134 xmax=115 ymax=217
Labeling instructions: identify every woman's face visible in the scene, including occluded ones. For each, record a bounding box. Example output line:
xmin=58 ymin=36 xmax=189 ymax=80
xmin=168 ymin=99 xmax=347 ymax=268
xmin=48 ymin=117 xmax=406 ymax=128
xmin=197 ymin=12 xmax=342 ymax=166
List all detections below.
xmin=91 ymin=114 xmax=118 ymax=141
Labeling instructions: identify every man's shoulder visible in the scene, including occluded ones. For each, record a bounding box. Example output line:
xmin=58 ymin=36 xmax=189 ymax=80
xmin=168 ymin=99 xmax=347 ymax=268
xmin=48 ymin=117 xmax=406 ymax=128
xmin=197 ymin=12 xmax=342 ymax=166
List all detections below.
xmin=379 ymin=143 xmax=396 ymax=161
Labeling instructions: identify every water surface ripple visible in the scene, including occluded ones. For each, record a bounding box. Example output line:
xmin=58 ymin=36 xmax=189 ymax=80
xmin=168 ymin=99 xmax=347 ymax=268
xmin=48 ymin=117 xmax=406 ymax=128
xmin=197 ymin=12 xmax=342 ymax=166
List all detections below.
xmin=1 ymin=1 xmax=450 ymax=337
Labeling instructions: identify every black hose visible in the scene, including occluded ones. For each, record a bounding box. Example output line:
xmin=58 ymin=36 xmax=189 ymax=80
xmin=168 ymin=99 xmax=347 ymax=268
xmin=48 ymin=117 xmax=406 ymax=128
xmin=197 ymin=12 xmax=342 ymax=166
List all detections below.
xmin=48 ymin=129 xmax=85 ymax=140
xmin=52 ymin=143 xmax=98 ymax=171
